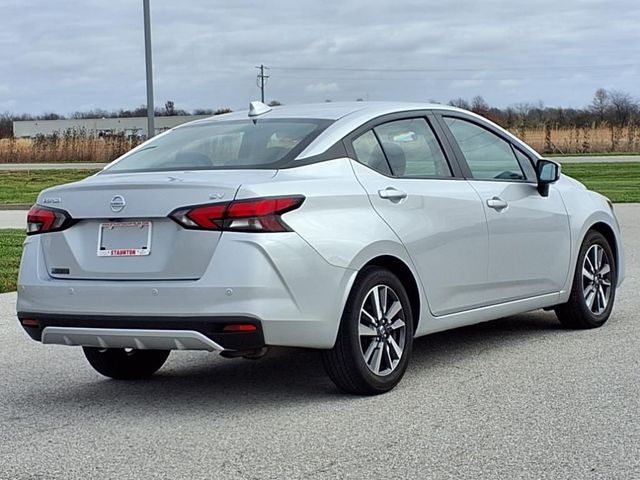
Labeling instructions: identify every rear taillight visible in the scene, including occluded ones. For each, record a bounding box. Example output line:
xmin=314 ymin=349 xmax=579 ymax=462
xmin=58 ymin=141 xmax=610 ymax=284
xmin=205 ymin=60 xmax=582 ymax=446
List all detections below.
xmin=170 ymin=196 xmax=304 ymax=233
xmin=26 ymin=205 xmax=75 ymax=235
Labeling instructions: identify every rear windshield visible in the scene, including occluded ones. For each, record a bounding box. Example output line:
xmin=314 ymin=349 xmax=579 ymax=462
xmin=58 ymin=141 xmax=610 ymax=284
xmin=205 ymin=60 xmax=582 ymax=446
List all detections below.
xmin=103 ymin=119 xmax=331 ymax=173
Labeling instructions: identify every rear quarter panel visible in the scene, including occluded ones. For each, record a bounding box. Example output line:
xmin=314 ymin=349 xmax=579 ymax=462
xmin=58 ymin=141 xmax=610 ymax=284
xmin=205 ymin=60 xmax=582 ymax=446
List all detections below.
xmin=235 ymin=158 xmax=432 ymax=332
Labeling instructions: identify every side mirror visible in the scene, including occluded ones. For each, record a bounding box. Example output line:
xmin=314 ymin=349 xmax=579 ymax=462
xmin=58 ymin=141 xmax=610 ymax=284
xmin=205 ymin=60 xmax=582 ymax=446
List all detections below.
xmin=536 ymin=159 xmax=561 ymax=197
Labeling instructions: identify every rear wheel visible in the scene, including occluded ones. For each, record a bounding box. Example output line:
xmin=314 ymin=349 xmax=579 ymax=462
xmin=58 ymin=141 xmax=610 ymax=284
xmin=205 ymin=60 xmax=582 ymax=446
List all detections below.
xmin=322 ymin=266 xmax=414 ymax=395
xmin=83 ymin=347 xmax=170 ymax=380
xmin=555 ymin=230 xmax=617 ymax=329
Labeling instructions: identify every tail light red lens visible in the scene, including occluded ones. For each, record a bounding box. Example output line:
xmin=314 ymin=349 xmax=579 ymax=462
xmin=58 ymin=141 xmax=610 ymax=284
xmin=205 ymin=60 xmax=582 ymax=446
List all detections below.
xmin=26 ymin=206 xmax=75 ymax=235
xmin=170 ymin=196 xmax=304 ymax=233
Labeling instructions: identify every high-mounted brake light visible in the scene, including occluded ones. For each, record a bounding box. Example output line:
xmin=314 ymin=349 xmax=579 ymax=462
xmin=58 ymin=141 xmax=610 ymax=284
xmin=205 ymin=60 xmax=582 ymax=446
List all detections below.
xmin=26 ymin=206 xmax=75 ymax=235
xmin=170 ymin=196 xmax=304 ymax=233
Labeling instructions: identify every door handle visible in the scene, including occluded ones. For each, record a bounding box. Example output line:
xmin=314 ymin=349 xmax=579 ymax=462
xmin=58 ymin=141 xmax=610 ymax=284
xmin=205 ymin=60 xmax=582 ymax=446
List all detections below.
xmin=486 ymin=196 xmax=508 ymax=211
xmin=378 ymin=187 xmax=407 ymax=201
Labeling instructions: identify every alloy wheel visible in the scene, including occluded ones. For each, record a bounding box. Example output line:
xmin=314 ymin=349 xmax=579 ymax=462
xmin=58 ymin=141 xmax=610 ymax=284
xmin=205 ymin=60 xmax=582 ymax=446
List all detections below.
xmin=358 ymin=285 xmax=407 ymax=376
xmin=582 ymin=244 xmax=612 ymax=315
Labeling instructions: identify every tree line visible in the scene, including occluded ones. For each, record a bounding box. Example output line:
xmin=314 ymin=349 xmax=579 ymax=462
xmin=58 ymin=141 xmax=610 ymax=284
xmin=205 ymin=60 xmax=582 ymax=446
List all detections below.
xmin=449 ymin=88 xmax=638 ymax=130
xmin=1 ymin=89 xmax=637 ymax=139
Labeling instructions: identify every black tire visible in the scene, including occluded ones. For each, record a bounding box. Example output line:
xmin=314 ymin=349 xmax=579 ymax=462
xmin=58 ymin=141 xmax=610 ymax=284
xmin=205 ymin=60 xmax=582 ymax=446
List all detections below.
xmin=83 ymin=347 xmax=170 ymax=380
xmin=554 ymin=230 xmax=617 ymax=329
xmin=321 ymin=266 xmax=414 ymax=395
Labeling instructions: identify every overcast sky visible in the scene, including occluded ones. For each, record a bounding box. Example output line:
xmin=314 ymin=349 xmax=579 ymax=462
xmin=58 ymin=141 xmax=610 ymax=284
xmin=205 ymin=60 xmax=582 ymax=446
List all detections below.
xmin=2 ymin=0 xmax=638 ymax=115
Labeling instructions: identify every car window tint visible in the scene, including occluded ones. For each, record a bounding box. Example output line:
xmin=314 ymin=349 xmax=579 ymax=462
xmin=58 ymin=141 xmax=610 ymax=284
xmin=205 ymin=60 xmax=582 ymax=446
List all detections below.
xmin=444 ymin=117 xmax=525 ymax=181
xmin=104 ymin=120 xmax=329 ymax=173
xmin=352 ymin=130 xmax=392 ymax=175
xmin=373 ymin=118 xmax=451 ymax=178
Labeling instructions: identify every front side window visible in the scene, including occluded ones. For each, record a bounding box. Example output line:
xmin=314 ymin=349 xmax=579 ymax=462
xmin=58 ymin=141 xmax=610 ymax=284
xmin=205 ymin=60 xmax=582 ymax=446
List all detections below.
xmin=444 ymin=117 xmax=525 ymax=181
xmin=104 ymin=119 xmax=330 ymax=173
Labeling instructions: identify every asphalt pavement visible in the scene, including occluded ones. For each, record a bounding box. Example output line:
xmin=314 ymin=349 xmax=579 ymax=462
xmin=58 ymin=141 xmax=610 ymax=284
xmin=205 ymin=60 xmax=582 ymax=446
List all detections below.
xmin=0 ymin=206 xmax=638 ymax=479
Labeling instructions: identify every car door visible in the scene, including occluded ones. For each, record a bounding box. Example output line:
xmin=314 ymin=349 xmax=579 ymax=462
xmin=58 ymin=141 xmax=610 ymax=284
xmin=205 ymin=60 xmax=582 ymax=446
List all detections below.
xmin=346 ymin=114 xmax=489 ymax=316
xmin=437 ymin=113 xmax=571 ymax=305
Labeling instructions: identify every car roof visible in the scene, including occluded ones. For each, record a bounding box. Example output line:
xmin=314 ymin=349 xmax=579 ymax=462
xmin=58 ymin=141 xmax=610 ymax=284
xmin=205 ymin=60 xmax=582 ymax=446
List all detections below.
xmin=186 ymin=101 xmax=466 ymax=123
xmin=180 ymin=101 xmax=541 ymax=161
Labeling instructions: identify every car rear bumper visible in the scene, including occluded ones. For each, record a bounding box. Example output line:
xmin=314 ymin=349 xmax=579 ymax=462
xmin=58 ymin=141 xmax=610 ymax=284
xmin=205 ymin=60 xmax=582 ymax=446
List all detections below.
xmin=17 ymin=312 xmax=264 ymax=351
xmin=17 ymin=232 xmax=359 ymax=349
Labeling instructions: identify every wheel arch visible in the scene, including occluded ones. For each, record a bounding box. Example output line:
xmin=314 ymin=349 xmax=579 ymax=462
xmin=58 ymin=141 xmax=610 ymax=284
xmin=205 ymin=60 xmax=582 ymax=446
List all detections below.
xmin=588 ymin=221 xmax=618 ymax=272
xmin=360 ymin=255 xmax=421 ymax=334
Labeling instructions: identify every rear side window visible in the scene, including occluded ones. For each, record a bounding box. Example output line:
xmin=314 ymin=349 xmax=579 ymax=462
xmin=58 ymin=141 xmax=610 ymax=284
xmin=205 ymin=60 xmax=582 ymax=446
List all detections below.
xmin=351 ymin=118 xmax=451 ymax=178
xmin=443 ymin=117 xmax=525 ymax=181
xmin=104 ymin=119 xmax=331 ymax=173
xmin=374 ymin=119 xmax=451 ymax=178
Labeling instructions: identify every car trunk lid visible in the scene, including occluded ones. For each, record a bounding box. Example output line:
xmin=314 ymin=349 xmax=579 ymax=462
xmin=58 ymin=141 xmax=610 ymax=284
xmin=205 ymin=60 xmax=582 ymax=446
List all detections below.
xmin=38 ymin=170 xmax=276 ymax=280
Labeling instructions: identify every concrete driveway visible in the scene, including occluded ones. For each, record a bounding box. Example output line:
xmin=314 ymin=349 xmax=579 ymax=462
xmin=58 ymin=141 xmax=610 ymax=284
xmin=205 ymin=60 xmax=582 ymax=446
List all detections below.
xmin=0 ymin=206 xmax=638 ymax=479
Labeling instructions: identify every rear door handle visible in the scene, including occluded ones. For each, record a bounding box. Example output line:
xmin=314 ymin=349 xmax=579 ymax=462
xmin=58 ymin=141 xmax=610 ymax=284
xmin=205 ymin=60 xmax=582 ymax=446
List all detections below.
xmin=486 ymin=196 xmax=508 ymax=211
xmin=378 ymin=187 xmax=407 ymax=201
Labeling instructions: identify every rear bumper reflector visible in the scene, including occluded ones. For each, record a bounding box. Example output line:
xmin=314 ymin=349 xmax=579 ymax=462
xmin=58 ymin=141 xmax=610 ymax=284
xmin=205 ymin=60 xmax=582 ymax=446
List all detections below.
xmin=17 ymin=313 xmax=264 ymax=351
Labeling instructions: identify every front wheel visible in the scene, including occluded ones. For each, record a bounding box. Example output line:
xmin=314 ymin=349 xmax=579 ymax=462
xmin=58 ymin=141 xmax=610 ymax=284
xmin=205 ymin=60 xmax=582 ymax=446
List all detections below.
xmin=555 ymin=230 xmax=617 ymax=329
xmin=322 ymin=266 xmax=414 ymax=395
xmin=83 ymin=347 xmax=170 ymax=380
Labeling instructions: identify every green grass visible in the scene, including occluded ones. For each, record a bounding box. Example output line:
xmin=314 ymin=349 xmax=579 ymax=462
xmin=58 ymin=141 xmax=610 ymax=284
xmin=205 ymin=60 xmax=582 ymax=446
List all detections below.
xmin=0 ymin=164 xmax=637 ymax=206
xmin=0 ymin=169 xmax=98 ymax=204
xmin=547 ymin=152 xmax=640 ymax=157
xmin=0 ymin=163 xmax=636 ymax=293
xmin=561 ymin=162 xmax=640 ymax=203
xmin=0 ymin=229 xmax=25 ymax=293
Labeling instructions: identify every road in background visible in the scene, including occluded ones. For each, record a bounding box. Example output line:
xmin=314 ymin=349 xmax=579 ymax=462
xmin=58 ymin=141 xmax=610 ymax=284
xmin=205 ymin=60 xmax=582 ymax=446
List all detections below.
xmin=0 ymin=155 xmax=639 ymax=171
xmin=0 ymin=210 xmax=26 ymax=228
xmin=553 ymin=155 xmax=639 ymax=163
xmin=0 ymin=206 xmax=638 ymax=479
xmin=0 ymin=162 xmax=106 ymax=170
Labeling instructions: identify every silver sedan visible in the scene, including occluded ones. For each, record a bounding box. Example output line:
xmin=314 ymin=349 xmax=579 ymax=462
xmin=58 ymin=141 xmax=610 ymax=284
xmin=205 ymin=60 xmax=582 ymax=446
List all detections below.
xmin=17 ymin=101 xmax=624 ymax=394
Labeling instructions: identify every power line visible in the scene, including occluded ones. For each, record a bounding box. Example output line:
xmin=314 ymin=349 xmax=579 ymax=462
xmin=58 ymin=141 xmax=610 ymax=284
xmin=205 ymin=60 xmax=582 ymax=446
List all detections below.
xmin=270 ymin=63 xmax=639 ymax=73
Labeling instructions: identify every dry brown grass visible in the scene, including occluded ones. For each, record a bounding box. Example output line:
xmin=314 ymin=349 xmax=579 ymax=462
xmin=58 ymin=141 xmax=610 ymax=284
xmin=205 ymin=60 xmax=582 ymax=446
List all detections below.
xmin=0 ymin=135 xmax=142 ymax=163
xmin=507 ymin=125 xmax=640 ymax=154
xmin=1 ymin=125 xmax=638 ymax=163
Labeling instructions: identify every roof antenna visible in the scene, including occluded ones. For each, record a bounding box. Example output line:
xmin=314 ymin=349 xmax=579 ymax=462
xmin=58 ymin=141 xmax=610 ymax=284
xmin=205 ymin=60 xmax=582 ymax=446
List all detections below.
xmin=248 ymin=101 xmax=271 ymax=124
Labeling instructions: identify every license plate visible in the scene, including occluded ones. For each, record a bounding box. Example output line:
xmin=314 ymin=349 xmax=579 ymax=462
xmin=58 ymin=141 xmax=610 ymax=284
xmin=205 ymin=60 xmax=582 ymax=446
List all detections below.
xmin=97 ymin=221 xmax=152 ymax=257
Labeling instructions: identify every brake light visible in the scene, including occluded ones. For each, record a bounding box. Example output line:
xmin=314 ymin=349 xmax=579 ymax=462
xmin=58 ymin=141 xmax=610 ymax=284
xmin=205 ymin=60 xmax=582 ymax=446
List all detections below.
xmin=170 ymin=196 xmax=304 ymax=232
xmin=26 ymin=206 xmax=75 ymax=235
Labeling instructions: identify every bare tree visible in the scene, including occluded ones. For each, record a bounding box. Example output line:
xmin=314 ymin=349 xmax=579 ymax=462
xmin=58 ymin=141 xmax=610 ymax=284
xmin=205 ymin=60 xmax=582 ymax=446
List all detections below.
xmin=448 ymin=97 xmax=471 ymax=110
xmin=590 ymin=88 xmax=609 ymax=124
xmin=607 ymin=90 xmax=637 ymax=127
xmin=470 ymin=95 xmax=490 ymax=115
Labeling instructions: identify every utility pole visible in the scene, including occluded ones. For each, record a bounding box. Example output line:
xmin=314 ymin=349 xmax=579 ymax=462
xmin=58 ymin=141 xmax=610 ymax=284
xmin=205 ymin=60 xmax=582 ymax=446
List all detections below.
xmin=256 ymin=64 xmax=269 ymax=103
xmin=143 ymin=0 xmax=155 ymax=138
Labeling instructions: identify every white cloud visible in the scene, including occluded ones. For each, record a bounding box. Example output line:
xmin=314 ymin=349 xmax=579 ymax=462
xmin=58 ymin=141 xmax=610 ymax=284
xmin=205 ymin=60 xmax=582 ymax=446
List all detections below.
xmin=1 ymin=0 xmax=639 ymax=113
xmin=305 ymin=82 xmax=339 ymax=93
